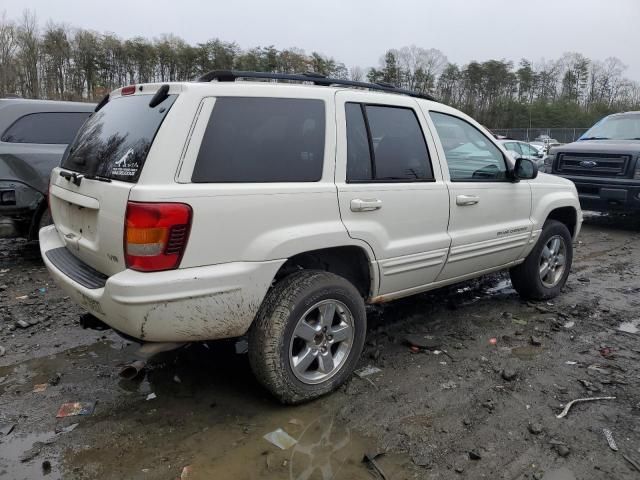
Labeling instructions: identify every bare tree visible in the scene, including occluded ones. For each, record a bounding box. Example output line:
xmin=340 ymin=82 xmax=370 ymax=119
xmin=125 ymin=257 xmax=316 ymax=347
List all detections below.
xmin=0 ymin=11 xmax=18 ymax=95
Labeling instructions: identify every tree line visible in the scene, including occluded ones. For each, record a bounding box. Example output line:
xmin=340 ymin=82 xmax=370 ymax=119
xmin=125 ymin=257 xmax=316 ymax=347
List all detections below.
xmin=1 ymin=10 xmax=639 ymax=128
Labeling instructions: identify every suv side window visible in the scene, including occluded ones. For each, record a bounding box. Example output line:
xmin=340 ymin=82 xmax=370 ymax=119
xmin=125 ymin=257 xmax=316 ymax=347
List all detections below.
xmin=521 ymin=143 xmax=538 ymax=156
xmin=430 ymin=111 xmax=507 ymax=181
xmin=192 ymin=97 xmax=325 ymax=183
xmin=505 ymin=142 xmax=522 ymax=155
xmin=1 ymin=112 xmax=91 ymax=144
xmin=346 ymin=103 xmax=433 ymax=182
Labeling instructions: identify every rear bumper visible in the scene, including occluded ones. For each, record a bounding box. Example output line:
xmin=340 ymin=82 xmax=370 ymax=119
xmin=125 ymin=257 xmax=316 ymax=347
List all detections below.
xmin=557 ymin=175 xmax=640 ymax=212
xmin=39 ymin=225 xmax=284 ymax=342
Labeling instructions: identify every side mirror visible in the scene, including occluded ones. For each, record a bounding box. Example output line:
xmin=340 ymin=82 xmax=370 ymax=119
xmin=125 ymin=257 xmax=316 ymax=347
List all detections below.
xmin=514 ymin=157 xmax=538 ymax=180
xmin=536 ymin=152 xmax=543 ymax=158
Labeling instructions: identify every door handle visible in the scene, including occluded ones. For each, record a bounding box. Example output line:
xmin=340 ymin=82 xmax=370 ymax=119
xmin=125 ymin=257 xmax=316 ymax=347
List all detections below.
xmin=350 ymin=198 xmax=383 ymax=212
xmin=456 ymin=195 xmax=480 ymax=206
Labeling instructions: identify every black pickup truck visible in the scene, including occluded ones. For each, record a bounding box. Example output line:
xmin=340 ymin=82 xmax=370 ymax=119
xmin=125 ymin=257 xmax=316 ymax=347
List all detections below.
xmin=548 ymin=111 xmax=640 ymax=213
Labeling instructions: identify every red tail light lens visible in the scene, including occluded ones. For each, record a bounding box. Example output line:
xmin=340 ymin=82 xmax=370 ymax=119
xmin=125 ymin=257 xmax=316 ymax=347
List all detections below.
xmin=125 ymin=202 xmax=192 ymax=272
xmin=121 ymin=85 xmax=136 ymax=95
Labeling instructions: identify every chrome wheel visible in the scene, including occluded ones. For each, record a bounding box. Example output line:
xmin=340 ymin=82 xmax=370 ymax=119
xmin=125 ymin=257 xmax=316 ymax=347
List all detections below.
xmin=289 ymin=299 xmax=354 ymax=385
xmin=539 ymin=235 xmax=567 ymax=288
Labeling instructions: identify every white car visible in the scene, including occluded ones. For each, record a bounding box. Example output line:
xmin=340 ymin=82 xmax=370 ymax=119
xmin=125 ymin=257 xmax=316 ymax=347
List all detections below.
xmin=40 ymin=72 xmax=582 ymax=403
xmin=499 ymin=139 xmax=545 ymax=169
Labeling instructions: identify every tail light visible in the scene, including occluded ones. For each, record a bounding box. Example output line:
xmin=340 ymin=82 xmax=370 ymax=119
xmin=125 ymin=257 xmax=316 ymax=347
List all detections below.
xmin=634 ymin=160 xmax=640 ymax=180
xmin=125 ymin=202 xmax=192 ymax=272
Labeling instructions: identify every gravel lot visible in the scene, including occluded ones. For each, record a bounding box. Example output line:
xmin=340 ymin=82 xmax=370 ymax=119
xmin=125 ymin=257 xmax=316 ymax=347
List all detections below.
xmin=1 ymin=213 xmax=639 ymax=480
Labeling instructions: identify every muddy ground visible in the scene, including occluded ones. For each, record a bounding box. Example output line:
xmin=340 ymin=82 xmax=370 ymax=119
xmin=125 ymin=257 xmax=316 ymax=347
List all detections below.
xmin=1 ymin=213 xmax=639 ymax=480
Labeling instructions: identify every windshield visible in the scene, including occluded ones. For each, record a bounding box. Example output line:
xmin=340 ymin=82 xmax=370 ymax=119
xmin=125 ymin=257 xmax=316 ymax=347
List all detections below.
xmin=61 ymin=94 xmax=177 ymax=182
xmin=580 ymin=113 xmax=640 ymax=140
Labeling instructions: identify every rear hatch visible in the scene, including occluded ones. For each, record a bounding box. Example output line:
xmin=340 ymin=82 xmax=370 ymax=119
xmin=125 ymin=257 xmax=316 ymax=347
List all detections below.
xmin=49 ymin=86 xmax=178 ymax=276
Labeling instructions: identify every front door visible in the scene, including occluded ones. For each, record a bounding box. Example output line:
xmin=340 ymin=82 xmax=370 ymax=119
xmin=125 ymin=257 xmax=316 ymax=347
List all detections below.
xmin=335 ymin=91 xmax=451 ymax=296
xmin=426 ymin=111 xmax=532 ymax=281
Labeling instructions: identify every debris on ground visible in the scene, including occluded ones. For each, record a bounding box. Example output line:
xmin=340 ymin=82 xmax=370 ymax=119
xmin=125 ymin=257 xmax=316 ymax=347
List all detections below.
xmin=501 ymin=368 xmax=518 ymax=381
xmin=55 ymin=423 xmax=79 ymax=434
xmin=354 ymin=365 xmax=382 ymax=377
xmin=146 ymin=393 xmax=157 ymax=401
xmin=404 ymin=334 xmax=441 ymax=350
xmin=528 ymin=422 xmax=544 ymax=435
xmin=602 ymin=429 xmax=618 ymax=451
xmin=20 ymin=443 xmax=43 ymax=463
xmin=0 ymin=422 xmax=16 ymax=437
xmin=33 ymin=383 xmax=48 ymax=393
xmin=556 ymin=397 xmax=616 ymax=419
xmin=555 ymin=444 xmax=571 ymax=457
xmin=180 ymin=465 xmax=193 ymax=479
xmin=530 ymin=335 xmax=543 ymax=346
xmin=623 ymin=454 xmax=640 ymax=473
xmin=469 ymin=450 xmax=482 ymax=460
xmin=56 ymin=402 xmax=96 ymax=418
xmin=599 ymin=347 xmax=614 ymax=358
xmin=0 ymin=345 xmax=5 ymax=356
xmin=42 ymin=460 xmax=52 ymax=474
xmin=488 ymin=337 xmax=498 ymax=345
xmin=440 ymin=380 xmax=457 ymax=390
xmin=362 ymin=452 xmax=388 ymax=480
xmin=263 ymin=428 xmax=297 ymax=450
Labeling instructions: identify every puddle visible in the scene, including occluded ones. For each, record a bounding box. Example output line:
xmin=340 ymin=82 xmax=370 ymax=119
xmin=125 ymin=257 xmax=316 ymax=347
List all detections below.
xmin=0 ymin=430 xmax=61 ymax=480
xmin=511 ymin=345 xmax=542 ymax=360
xmin=618 ymin=319 xmax=639 ymax=334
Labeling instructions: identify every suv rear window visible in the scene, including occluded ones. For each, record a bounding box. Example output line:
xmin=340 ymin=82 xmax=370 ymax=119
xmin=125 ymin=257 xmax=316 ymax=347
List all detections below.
xmin=2 ymin=112 xmax=91 ymax=144
xmin=61 ymin=94 xmax=177 ymax=182
xmin=192 ymin=97 xmax=325 ymax=183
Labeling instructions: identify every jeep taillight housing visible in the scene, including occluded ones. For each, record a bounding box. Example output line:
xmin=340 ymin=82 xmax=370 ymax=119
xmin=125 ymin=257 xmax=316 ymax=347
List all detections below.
xmin=124 ymin=202 xmax=192 ymax=272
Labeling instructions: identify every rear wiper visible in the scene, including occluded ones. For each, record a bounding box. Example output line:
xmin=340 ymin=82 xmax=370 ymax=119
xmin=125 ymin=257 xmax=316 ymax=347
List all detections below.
xmin=579 ymin=136 xmax=609 ymax=140
xmin=59 ymin=170 xmax=83 ymax=186
xmin=626 ymin=137 xmax=640 ymax=140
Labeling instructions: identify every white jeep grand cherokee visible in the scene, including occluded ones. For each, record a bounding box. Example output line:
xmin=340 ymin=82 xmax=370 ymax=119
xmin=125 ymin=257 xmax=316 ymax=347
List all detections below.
xmin=40 ymin=71 xmax=582 ymax=403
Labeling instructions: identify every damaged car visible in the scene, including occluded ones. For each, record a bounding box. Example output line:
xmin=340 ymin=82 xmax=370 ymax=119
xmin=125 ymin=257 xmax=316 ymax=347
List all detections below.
xmin=0 ymin=98 xmax=94 ymax=239
xmin=40 ymin=72 xmax=582 ymax=404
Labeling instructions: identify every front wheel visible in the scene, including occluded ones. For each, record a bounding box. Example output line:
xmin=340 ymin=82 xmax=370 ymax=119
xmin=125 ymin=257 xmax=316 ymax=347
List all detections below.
xmin=248 ymin=270 xmax=366 ymax=404
xmin=510 ymin=220 xmax=573 ymax=300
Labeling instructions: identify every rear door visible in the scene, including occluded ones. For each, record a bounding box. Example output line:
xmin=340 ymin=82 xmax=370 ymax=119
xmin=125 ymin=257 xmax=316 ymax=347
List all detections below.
xmin=335 ymin=91 xmax=451 ymax=296
xmin=427 ymin=111 xmax=532 ymax=281
xmin=49 ymin=89 xmax=179 ymax=276
xmin=0 ymin=111 xmax=91 ymax=194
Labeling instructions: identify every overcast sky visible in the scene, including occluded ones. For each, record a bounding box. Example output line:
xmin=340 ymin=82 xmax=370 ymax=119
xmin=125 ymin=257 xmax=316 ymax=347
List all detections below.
xmin=4 ymin=0 xmax=640 ymax=79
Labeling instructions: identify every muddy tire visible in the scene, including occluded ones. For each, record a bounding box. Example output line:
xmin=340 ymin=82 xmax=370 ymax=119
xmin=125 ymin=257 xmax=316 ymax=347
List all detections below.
xmin=510 ymin=220 xmax=573 ymax=300
xmin=248 ymin=270 xmax=366 ymax=404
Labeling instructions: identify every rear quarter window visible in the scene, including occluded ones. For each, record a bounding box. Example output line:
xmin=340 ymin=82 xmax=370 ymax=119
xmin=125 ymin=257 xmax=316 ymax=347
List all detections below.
xmin=1 ymin=112 xmax=91 ymax=144
xmin=192 ymin=97 xmax=325 ymax=183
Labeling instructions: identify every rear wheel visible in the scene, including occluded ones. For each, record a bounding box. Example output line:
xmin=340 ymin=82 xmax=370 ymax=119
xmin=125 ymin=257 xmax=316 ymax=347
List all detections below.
xmin=248 ymin=270 xmax=366 ymax=404
xmin=510 ymin=220 xmax=573 ymax=300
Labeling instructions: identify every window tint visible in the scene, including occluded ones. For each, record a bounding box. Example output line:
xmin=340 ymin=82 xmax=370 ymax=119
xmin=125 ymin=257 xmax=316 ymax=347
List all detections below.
xmin=345 ymin=103 xmax=372 ymax=181
xmin=62 ymin=94 xmax=177 ymax=182
xmin=2 ymin=112 xmax=91 ymax=144
xmin=430 ymin=112 xmax=507 ymax=181
xmin=192 ymin=97 xmax=325 ymax=183
xmin=345 ymin=103 xmax=433 ymax=182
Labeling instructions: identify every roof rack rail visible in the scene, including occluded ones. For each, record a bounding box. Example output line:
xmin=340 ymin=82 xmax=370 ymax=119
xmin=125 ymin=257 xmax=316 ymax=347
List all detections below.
xmin=196 ymin=70 xmax=438 ymax=102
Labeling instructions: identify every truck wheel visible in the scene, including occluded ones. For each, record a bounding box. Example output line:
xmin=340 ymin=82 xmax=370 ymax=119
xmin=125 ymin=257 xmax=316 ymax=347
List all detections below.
xmin=248 ymin=270 xmax=366 ymax=404
xmin=510 ymin=220 xmax=573 ymax=300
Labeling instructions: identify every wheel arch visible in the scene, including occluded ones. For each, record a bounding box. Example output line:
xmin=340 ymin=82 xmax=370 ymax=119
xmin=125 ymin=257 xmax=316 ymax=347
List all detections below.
xmin=273 ymin=245 xmax=377 ymax=299
xmin=545 ymin=206 xmax=579 ymax=239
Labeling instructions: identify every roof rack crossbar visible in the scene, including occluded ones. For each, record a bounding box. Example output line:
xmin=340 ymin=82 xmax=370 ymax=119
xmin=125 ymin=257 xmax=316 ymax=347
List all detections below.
xmin=196 ymin=70 xmax=437 ymax=102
